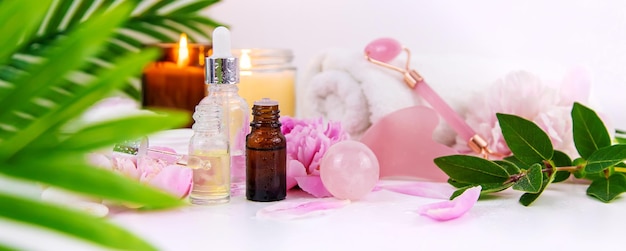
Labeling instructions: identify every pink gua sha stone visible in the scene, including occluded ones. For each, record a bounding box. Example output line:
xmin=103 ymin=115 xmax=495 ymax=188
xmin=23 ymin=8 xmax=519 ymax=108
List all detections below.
xmin=360 ymin=106 xmax=456 ymax=181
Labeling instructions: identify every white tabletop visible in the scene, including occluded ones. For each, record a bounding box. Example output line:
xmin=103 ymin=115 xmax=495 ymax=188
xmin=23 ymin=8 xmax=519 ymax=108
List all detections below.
xmin=3 ymin=129 xmax=625 ymax=250
xmin=111 ymin=180 xmax=626 ymax=251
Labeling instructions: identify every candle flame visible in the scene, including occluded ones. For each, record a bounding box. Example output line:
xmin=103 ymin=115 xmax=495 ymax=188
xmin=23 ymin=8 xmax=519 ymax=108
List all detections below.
xmin=240 ymin=49 xmax=252 ymax=70
xmin=177 ymin=33 xmax=189 ymax=67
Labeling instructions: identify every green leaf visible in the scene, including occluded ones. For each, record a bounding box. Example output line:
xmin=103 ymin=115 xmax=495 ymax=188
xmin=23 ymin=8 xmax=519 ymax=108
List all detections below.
xmin=493 ymin=160 xmax=521 ymax=175
xmin=497 ymin=113 xmax=554 ymax=165
xmin=513 ymin=163 xmax=543 ymax=193
xmin=586 ymin=173 xmax=626 ymax=202
xmin=0 ymin=192 xmax=157 ymax=250
xmin=0 ymin=243 xmax=16 ymax=251
xmin=0 ymin=47 xmax=158 ymax=159
xmin=503 ymin=155 xmax=529 ymax=169
xmin=519 ymin=168 xmax=557 ymax=206
xmin=141 ymin=0 xmax=176 ymax=14
xmin=0 ymin=4 xmax=132 ymax=126
xmin=125 ymin=22 xmax=178 ymax=42
xmin=0 ymin=157 xmax=183 ymax=209
xmin=552 ymin=150 xmax=572 ymax=183
xmin=0 ymin=0 xmax=52 ymax=65
xmin=450 ymin=183 xmax=512 ymax=199
xmin=585 ymin=145 xmax=626 ymax=173
xmin=447 ymin=178 xmax=469 ymax=188
xmin=571 ymin=102 xmax=611 ymax=159
xmin=168 ymin=0 xmax=220 ymax=15
xmin=43 ymin=0 xmax=75 ymax=34
xmin=57 ymin=111 xmax=188 ymax=151
xmin=65 ymin=0 xmax=97 ymax=29
xmin=434 ymin=155 xmax=510 ymax=184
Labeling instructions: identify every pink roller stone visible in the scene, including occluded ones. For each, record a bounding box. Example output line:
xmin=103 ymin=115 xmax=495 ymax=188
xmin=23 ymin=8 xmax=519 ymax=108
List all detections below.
xmin=320 ymin=141 xmax=380 ymax=200
xmin=364 ymin=37 xmax=403 ymax=63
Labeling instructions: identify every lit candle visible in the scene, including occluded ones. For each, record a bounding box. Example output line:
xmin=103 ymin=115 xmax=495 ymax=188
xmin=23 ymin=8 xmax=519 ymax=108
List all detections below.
xmin=234 ymin=49 xmax=296 ymax=117
xmin=142 ymin=33 xmax=209 ymax=127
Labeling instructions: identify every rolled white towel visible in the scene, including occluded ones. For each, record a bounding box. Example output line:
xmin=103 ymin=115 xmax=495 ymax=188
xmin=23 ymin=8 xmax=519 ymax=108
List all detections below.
xmin=300 ymin=48 xmax=421 ymax=139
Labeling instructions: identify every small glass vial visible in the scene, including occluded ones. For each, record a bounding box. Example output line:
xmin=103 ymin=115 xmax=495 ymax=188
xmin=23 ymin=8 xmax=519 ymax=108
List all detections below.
xmin=246 ymin=98 xmax=287 ymax=202
xmin=188 ymin=100 xmax=230 ymax=205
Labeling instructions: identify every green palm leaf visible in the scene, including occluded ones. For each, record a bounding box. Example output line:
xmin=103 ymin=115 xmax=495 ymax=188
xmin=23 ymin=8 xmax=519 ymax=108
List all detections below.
xmin=1 ymin=0 xmax=224 ymax=100
xmin=0 ymin=192 xmax=157 ymax=251
xmin=0 ymin=0 xmax=219 ymax=249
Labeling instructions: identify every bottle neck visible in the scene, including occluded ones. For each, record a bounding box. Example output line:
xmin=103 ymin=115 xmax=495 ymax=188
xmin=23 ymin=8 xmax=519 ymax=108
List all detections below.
xmin=207 ymin=83 xmax=239 ymax=95
xmin=250 ymin=104 xmax=281 ymax=129
xmin=192 ymin=103 xmax=226 ymax=135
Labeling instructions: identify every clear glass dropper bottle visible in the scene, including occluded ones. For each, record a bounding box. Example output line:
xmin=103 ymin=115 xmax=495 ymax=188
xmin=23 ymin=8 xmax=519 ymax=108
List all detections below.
xmin=205 ymin=27 xmax=250 ymax=188
xmin=189 ymin=100 xmax=230 ymax=204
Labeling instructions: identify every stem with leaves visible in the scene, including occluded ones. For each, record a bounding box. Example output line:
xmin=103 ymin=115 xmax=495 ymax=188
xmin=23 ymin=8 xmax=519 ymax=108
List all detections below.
xmin=435 ymin=102 xmax=626 ymax=206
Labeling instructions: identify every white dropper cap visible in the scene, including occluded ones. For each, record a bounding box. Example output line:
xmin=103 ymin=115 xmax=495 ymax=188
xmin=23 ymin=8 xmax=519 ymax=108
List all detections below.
xmin=210 ymin=26 xmax=232 ymax=58
xmin=206 ymin=26 xmax=238 ymax=84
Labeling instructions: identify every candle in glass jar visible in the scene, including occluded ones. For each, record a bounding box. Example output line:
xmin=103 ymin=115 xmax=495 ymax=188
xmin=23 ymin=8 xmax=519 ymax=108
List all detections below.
xmin=142 ymin=33 xmax=210 ymax=127
xmin=232 ymin=49 xmax=296 ymax=117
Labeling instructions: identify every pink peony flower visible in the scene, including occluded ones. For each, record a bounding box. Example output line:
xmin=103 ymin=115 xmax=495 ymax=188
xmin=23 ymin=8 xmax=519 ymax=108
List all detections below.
xmin=280 ymin=116 xmax=349 ymax=197
xmin=454 ymin=69 xmax=610 ymax=158
xmin=89 ymin=148 xmax=192 ymax=199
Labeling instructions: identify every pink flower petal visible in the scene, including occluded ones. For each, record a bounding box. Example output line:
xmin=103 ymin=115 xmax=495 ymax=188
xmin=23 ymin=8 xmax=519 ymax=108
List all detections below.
xmin=559 ymin=67 xmax=591 ymax=105
xmin=111 ymin=157 xmax=140 ymax=180
xmin=231 ymin=154 xmax=246 ymax=183
xmin=87 ymin=153 xmax=112 ymax=170
xmin=137 ymin=156 xmax=164 ymax=178
xmin=148 ymin=165 xmax=192 ymax=198
xmin=295 ymin=175 xmax=333 ymax=198
xmin=416 ymin=186 xmax=481 ymax=221
xmin=287 ymin=160 xmax=307 ymax=190
xmin=230 ymin=182 xmax=245 ymax=197
xmin=256 ymin=198 xmax=350 ymax=220
xmin=382 ymin=182 xmax=456 ymax=199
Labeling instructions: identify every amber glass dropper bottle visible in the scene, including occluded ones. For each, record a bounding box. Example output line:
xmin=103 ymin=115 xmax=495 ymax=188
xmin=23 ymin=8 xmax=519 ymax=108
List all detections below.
xmin=246 ymin=98 xmax=287 ymax=202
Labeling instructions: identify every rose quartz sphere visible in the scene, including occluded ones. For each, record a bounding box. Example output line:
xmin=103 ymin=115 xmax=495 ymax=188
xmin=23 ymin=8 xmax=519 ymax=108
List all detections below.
xmin=320 ymin=141 xmax=380 ymax=200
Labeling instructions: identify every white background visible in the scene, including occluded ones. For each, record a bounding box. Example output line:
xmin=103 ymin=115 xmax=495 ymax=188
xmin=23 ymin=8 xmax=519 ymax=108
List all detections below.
xmin=206 ymin=0 xmax=626 ymax=128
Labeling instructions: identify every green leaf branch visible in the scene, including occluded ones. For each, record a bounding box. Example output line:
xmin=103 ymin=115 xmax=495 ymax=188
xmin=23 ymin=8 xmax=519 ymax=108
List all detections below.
xmin=435 ymin=102 xmax=626 ymax=206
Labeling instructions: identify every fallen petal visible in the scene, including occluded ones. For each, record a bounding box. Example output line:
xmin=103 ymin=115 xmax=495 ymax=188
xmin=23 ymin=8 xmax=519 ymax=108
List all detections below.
xmin=295 ymin=175 xmax=332 ymax=198
xmin=148 ymin=165 xmax=192 ymax=198
xmin=416 ymin=186 xmax=481 ymax=221
xmin=382 ymin=182 xmax=456 ymax=199
xmin=256 ymin=198 xmax=349 ymax=220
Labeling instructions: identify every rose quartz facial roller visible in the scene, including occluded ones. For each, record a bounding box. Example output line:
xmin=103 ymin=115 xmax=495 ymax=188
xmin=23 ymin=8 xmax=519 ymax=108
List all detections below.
xmin=364 ymin=38 xmax=495 ymax=157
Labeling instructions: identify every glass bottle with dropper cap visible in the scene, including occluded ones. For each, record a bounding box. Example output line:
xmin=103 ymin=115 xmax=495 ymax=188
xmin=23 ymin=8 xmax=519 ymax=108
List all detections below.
xmin=204 ymin=26 xmax=250 ymax=189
